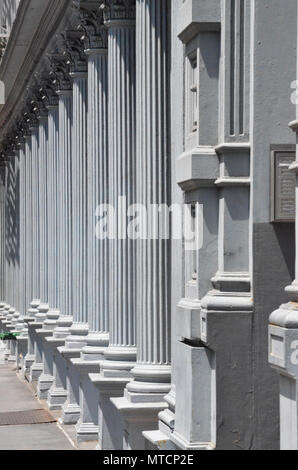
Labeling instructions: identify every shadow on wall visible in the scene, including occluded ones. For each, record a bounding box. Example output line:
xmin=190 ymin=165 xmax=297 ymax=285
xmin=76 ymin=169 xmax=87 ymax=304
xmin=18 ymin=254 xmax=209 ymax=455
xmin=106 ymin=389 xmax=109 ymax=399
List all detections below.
xmin=252 ymin=221 xmax=295 ymax=449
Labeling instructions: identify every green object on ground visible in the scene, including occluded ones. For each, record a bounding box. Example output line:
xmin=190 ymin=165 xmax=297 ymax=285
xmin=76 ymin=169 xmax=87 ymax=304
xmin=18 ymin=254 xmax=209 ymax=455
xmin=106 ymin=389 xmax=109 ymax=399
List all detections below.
xmin=0 ymin=332 xmax=21 ymax=341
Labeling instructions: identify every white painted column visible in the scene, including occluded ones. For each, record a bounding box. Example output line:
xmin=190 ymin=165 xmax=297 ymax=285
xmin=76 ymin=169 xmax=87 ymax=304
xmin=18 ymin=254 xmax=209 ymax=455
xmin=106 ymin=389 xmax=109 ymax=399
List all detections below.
xmin=74 ymin=22 xmax=110 ymax=442
xmin=16 ymin=139 xmax=28 ymax=369
xmin=24 ymin=133 xmax=34 ymax=311
xmin=48 ymin=79 xmax=74 ymax=410
xmin=18 ymin=139 xmax=27 ymax=317
xmin=30 ymin=125 xmax=40 ymax=304
xmin=36 ymin=94 xmax=60 ymax=396
xmin=30 ymin=93 xmax=59 ymax=384
xmin=47 ymin=104 xmax=59 ymax=311
xmin=22 ymin=129 xmax=38 ymax=377
xmin=83 ymin=45 xmax=109 ymax=356
xmin=110 ymin=0 xmax=171 ymax=449
xmin=57 ymin=90 xmax=73 ymax=318
xmin=65 ymin=57 xmax=89 ymax=347
xmin=100 ymin=0 xmax=137 ymax=379
xmin=61 ymin=40 xmax=89 ymax=425
xmin=38 ymin=111 xmax=49 ymax=306
xmin=129 ymin=0 xmax=171 ymax=394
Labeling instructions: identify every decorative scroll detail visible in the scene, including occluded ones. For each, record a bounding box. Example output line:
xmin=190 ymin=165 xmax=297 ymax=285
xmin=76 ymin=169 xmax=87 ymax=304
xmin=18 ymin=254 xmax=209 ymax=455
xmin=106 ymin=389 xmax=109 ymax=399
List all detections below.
xmin=59 ymin=32 xmax=87 ymax=74
xmin=100 ymin=0 xmax=136 ymax=23
xmin=77 ymin=8 xmax=108 ymax=50
xmin=46 ymin=53 xmax=72 ymax=93
xmin=14 ymin=122 xmax=26 ymax=148
xmin=37 ymin=74 xmax=59 ymax=108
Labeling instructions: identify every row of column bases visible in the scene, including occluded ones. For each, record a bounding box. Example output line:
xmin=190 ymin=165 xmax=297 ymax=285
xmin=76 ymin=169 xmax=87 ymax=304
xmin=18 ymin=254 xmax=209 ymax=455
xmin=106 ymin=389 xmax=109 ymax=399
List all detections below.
xmin=0 ymin=299 xmax=173 ymax=451
xmin=0 ymin=1 xmax=174 ymax=451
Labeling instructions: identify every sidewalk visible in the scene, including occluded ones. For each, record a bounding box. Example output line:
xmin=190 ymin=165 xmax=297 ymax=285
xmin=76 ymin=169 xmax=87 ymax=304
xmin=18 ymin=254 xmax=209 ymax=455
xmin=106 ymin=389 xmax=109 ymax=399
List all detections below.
xmin=0 ymin=344 xmax=75 ymax=450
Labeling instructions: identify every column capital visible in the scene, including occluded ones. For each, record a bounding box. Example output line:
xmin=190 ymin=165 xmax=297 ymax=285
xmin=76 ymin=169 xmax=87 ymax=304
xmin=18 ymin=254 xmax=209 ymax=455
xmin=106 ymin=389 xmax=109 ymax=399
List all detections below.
xmin=100 ymin=0 xmax=136 ymax=26
xmin=23 ymin=108 xmax=39 ymax=131
xmin=60 ymin=32 xmax=88 ymax=75
xmin=72 ymin=1 xmax=108 ymax=52
xmin=15 ymin=127 xmax=26 ymax=150
xmin=47 ymin=53 xmax=73 ymax=94
xmin=38 ymin=75 xmax=59 ymax=109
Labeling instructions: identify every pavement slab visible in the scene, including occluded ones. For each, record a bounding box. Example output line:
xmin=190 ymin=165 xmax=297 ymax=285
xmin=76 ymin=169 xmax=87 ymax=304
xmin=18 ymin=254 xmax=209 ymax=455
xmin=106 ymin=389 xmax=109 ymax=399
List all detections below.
xmin=0 ymin=362 xmax=76 ymax=450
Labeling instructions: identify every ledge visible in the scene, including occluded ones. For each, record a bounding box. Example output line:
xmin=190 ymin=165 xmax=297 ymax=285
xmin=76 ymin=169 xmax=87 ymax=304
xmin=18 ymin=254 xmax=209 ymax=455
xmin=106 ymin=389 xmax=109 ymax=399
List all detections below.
xmin=111 ymin=396 xmax=167 ymax=422
xmin=176 ymin=147 xmax=219 ymax=190
xmin=89 ymin=373 xmax=130 ymax=394
xmin=177 ymin=0 xmax=221 ymax=44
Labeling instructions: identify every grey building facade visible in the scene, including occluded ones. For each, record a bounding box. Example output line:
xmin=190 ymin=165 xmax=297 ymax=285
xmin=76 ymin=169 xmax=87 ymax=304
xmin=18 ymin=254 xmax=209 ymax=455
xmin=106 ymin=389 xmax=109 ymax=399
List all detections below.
xmin=0 ymin=0 xmax=297 ymax=450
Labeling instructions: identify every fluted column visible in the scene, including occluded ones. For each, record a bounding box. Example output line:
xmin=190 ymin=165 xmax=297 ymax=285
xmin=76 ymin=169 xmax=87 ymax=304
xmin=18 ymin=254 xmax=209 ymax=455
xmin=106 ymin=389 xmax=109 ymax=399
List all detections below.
xmin=30 ymin=124 xmax=40 ymax=303
xmin=47 ymin=77 xmax=74 ymax=410
xmin=22 ymin=127 xmax=39 ymax=377
xmin=57 ymin=90 xmax=73 ymax=318
xmin=101 ymin=0 xmax=137 ymax=377
xmin=24 ymin=134 xmax=33 ymax=310
xmin=38 ymin=111 xmax=49 ymax=305
xmin=47 ymin=104 xmax=59 ymax=310
xmin=18 ymin=140 xmax=26 ymax=317
xmin=59 ymin=37 xmax=88 ymax=425
xmin=82 ymin=23 xmax=109 ymax=360
xmin=63 ymin=43 xmax=89 ymax=347
xmin=72 ymin=73 xmax=87 ymax=326
xmin=127 ymin=0 xmax=171 ymax=397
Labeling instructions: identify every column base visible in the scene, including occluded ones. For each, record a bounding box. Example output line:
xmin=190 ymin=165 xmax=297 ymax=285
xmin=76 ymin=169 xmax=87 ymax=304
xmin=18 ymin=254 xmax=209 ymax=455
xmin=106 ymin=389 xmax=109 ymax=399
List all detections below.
xmin=60 ymin=402 xmax=81 ymax=425
xmin=71 ymin=359 xmax=102 ymax=443
xmin=170 ymin=431 xmax=215 ymax=450
xmin=37 ymin=374 xmax=54 ymax=399
xmin=29 ymin=363 xmax=44 ymax=383
xmin=89 ymin=373 xmax=130 ymax=450
xmin=22 ymin=354 xmax=35 ymax=379
xmin=47 ymin=387 xmax=68 ymax=410
xmin=16 ymin=336 xmax=28 ymax=371
xmin=143 ymin=429 xmax=176 ymax=450
xmin=75 ymin=421 xmax=99 ymax=443
xmin=111 ymin=394 xmax=167 ymax=450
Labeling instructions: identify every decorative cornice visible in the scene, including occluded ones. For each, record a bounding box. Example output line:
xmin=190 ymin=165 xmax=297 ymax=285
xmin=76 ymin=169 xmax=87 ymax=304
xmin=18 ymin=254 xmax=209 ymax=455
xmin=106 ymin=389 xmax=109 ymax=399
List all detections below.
xmin=100 ymin=0 xmax=136 ymax=24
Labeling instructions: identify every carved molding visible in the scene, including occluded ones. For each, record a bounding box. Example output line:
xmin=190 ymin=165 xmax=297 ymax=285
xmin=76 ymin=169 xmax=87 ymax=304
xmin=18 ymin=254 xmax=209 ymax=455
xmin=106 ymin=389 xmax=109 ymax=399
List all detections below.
xmin=59 ymin=32 xmax=87 ymax=74
xmin=78 ymin=10 xmax=108 ymax=51
xmin=47 ymin=53 xmax=73 ymax=93
xmin=100 ymin=0 xmax=136 ymax=24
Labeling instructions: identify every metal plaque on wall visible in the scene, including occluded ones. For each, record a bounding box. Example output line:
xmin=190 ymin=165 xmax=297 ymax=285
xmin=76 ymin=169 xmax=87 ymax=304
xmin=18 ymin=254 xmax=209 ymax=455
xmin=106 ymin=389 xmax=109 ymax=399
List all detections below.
xmin=271 ymin=146 xmax=296 ymax=223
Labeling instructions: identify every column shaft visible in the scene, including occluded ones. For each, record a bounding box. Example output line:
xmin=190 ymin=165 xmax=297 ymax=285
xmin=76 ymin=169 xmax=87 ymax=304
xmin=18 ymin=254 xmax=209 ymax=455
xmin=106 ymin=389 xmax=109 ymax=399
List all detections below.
xmin=71 ymin=74 xmax=88 ymax=324
xmin=127 ymin=0 xmax=171 ymax=394
xmin=19 ymin=146 xmax=26 ymax=315
xmin=87 ymin=51 xmax=109 ymax=334
xmin=58 ymin=92 xmax=73 ymax=316
xmin=31 ymin=128 xmax=40 ymax=300
xmin=38 ymin=117 xmax=48 ymax=304
xmin=103 ymin=18 xmax=137 ymax=370
xmin=25 ymin=137 xmax=33 ymax=309
xmin=47 ymin=107 xmax=59 ymax=308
